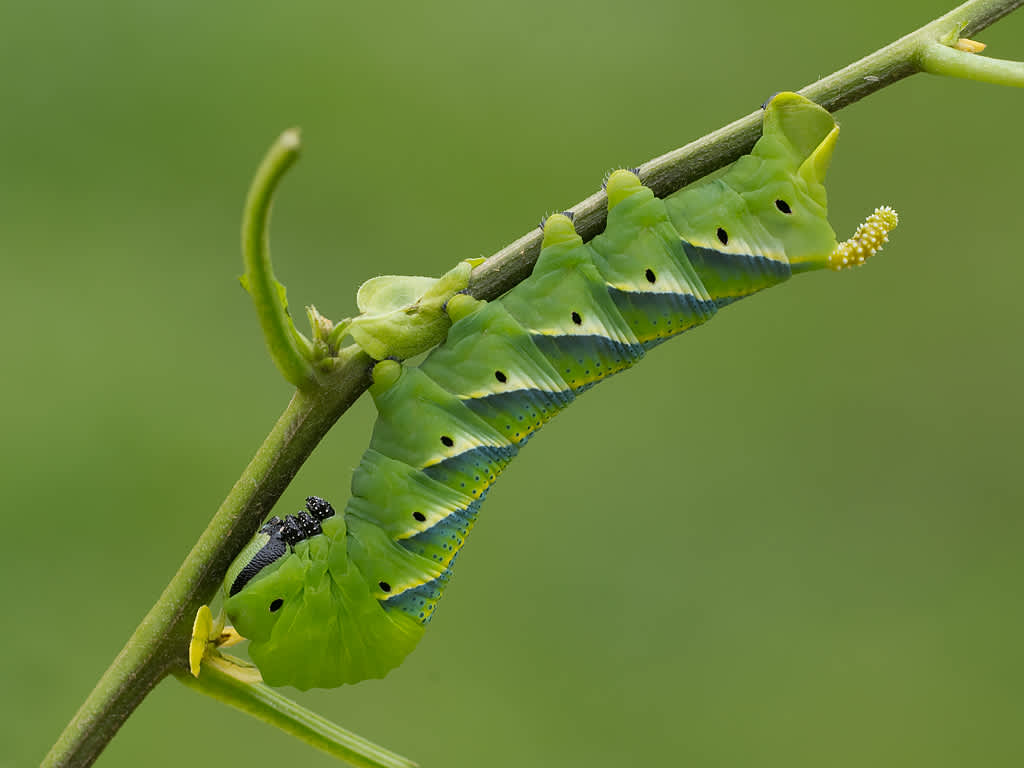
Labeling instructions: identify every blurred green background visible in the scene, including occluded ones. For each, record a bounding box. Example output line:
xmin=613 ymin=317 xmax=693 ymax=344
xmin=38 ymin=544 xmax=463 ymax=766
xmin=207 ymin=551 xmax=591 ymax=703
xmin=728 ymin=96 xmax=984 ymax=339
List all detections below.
xmin=3 ymin=1 xmax=1022 ymax=766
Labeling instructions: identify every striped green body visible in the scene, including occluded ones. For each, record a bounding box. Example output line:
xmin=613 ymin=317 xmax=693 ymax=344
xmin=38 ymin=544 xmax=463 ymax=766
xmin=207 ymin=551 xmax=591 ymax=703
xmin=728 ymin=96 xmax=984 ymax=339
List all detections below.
xmin=222 ymin=93 xmax=897 ymax=689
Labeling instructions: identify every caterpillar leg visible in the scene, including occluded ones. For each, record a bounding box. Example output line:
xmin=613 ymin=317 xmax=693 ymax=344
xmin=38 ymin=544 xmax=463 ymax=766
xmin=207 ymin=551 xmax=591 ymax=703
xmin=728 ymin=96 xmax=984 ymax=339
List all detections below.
xmin=605 ymin=168 xmax=646 ymax=210
xmin=370 ymin=359 xmax=403 ymax=394
xmin=445 ymin=292 xmax=486 ymax=323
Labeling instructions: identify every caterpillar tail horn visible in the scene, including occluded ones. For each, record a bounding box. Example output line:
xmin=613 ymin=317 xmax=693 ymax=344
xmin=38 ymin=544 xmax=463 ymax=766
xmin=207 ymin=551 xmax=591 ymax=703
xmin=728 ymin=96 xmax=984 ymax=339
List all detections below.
xmin=828 ymin=206 xmax=900 ymax=270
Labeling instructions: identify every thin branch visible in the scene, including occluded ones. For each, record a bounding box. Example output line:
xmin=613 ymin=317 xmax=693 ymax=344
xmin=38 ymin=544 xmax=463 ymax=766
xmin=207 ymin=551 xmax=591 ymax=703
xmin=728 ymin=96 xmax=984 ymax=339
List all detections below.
xmin=174 ymin=664 xmax=417 ymax=768
xmin=43 ymin=0 xmax=1023 ymax=765
xmin=919 ymin=40 xmax=1024 ymax=85
xmin=240 ymin=128 xmax=319 ymax=389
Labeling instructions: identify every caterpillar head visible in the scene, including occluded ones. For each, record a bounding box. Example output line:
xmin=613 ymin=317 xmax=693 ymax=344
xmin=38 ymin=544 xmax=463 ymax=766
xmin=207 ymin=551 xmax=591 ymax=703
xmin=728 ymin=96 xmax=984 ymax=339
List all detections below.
xmin=221 ymin=497 xmax=425 ymax=689
xmin=221 ymin=499 xmax=343 ymax=688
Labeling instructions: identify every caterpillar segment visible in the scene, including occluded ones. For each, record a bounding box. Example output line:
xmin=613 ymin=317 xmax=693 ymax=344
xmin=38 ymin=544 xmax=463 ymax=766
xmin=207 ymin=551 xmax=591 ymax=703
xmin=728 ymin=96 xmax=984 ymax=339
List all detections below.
xmin=420 ymin=301 xmax=576 ymax=446
xmin=498 ymin=217 xmax=645 ymax=393
xmin=592 ymin=170 xmax=717 ymax=347
xmin=221 ymin=92 xmax=898 ymax=690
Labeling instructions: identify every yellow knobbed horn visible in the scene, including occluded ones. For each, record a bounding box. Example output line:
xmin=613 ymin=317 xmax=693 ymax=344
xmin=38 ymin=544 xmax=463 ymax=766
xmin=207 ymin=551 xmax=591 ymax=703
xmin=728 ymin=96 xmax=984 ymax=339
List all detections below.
xmin=829 ymin=206 xmax=899 ymax=270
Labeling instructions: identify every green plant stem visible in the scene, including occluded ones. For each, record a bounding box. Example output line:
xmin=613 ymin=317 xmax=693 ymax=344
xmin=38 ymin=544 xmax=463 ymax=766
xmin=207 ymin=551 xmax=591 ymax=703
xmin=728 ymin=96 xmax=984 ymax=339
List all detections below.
xmin=919 ymin=40 xmax=1024 ymax=84
xmin=174 ymin=665 xmax=417 ymax=768
xmin=241 ymin=127 xmax=318 ymax=389
xmin=43 ymin=1 xmax=1023 ymax=765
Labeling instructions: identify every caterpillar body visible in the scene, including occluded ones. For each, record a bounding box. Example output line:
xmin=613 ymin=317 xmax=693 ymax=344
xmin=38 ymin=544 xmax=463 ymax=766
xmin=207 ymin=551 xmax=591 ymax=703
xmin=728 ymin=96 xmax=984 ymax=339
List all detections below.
xmin=222 ymin=92 xmax=898 ymax=690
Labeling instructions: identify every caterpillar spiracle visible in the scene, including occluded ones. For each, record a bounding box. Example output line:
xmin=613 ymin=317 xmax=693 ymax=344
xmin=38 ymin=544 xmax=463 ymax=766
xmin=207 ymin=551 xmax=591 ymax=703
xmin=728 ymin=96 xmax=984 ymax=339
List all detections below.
xmin=221 ymin=92 xmax=898 ymax=690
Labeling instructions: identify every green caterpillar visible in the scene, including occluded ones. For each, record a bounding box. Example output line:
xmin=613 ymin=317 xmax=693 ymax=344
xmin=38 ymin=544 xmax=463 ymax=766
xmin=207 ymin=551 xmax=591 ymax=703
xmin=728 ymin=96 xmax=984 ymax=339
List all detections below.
xmin=221 ymin=92 xmax=898 ymax=690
